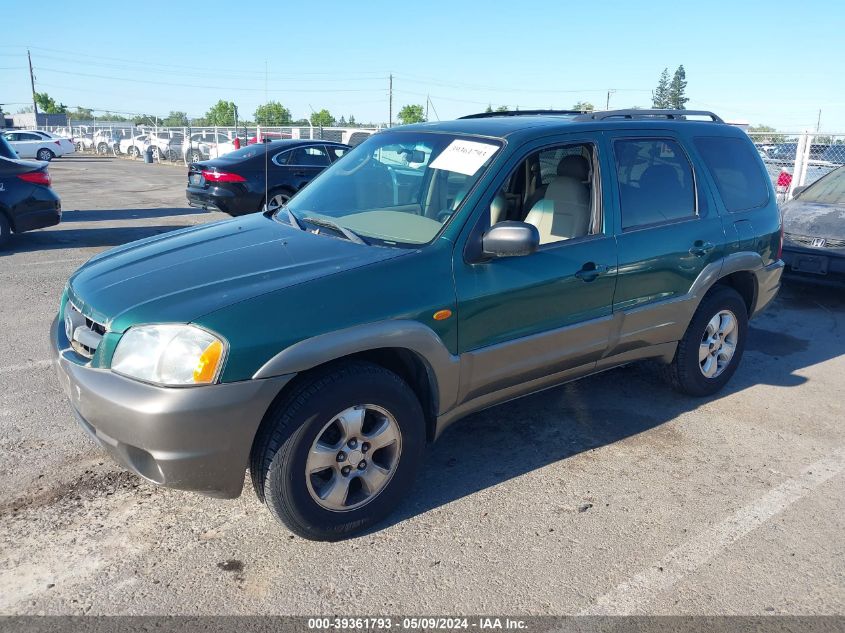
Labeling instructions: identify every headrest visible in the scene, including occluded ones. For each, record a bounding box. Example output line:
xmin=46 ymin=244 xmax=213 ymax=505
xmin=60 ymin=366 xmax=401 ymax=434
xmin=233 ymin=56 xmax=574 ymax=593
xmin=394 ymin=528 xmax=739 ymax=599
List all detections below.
xmin=557 ymin=155 xmax=589 ymax=181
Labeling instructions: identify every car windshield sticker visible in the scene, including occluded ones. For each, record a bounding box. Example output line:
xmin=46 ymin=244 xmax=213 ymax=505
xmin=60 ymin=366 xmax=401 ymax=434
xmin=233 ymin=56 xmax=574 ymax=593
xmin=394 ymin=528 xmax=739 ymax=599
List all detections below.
xmin=429 ymin=140 xmax=499 ymax=176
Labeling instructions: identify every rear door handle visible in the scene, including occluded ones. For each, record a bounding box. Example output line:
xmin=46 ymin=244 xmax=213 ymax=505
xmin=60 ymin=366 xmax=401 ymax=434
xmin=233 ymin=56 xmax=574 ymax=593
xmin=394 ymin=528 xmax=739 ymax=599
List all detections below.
xmin=689 ymin=241 xmax=715 ymax=257
xmin=575 ymin=262 xmax=609 ymax=282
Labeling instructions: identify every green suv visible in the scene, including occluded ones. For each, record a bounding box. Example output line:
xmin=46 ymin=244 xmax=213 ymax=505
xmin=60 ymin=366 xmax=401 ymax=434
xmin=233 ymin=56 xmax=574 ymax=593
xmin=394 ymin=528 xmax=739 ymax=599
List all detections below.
xmin=52 ymin=109 xmax=784 ymax=540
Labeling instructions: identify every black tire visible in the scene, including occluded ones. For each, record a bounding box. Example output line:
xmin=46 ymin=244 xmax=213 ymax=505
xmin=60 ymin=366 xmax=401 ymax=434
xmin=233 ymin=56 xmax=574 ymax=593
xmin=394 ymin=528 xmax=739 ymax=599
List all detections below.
xmin=665 ymin=285 xmax=748 ymax=396
xmin=251 ymin=361 xmax=426 ymax=541
xmin=189 ymin=149 xmax=202 ymax=163
xmin=129 ymin=146 xmax=140 ymax=158
xmin=97 ymin=143 xmax=109 ymax=155
xmin=0 ymin=213 xmax=11 ymax=248
xmin=36 ymin=148 xmax=54 ymax=162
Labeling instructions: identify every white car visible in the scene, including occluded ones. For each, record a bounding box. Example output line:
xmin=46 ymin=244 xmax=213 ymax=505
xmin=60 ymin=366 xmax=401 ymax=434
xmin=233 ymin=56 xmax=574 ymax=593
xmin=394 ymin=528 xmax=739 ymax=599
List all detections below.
xmin=183 ymin=131 xmax=236 ymax=162
xmin=119 ymin=134 xmax=150 ymax=157
xmin=2 ymin=130 xmax=75 ymax=161
xmin=148 ymin=131 xmax=185 ymax=161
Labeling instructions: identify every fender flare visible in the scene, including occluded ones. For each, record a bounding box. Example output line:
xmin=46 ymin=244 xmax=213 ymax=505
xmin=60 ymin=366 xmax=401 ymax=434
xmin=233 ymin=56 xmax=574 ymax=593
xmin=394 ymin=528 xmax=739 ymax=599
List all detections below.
xmin=252 ymin=319 xmax=461 ymax=414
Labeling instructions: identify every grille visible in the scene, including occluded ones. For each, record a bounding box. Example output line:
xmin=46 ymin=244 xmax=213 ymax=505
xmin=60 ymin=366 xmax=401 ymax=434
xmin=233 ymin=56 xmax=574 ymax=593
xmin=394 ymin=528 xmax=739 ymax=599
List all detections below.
xmin=784 ymin=233 xmax=845 ymax=249
xmin=65 ymin=302 xmax=106 ymax=359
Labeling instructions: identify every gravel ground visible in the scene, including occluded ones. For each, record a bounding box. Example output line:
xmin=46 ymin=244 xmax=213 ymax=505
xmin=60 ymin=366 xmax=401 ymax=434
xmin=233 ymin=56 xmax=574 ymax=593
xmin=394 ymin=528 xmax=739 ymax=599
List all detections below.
xmin=0 ymin=156 xmax=843 ymax=616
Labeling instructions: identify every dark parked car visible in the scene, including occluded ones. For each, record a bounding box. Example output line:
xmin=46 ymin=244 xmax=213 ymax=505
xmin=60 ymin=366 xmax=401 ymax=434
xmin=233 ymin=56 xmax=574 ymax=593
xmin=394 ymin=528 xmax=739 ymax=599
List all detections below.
xmin=0 ymin=134 xmax=61 ymax=247
xmin=186 ymin=139 xmax=349 ymax=216
xmin=54 ymin=109 xmax=782 ymax=540
xmin=782 ymin=165 xmax=845 ymax=282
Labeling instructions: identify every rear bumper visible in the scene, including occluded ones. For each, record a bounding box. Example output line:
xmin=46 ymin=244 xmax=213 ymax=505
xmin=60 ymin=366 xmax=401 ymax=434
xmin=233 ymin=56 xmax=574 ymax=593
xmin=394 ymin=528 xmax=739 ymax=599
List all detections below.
xmin=782 ymin=245 xmax=845 ymax=282
xmin=11 ymin=191 xmax=62 ymax=233
xmin=752 ymin=259 xmax=785 ymax=317
xmin=51 ymin=316 xmax=293 ymax=498
xmin=186 ymin=186 xmax=256 ymax=216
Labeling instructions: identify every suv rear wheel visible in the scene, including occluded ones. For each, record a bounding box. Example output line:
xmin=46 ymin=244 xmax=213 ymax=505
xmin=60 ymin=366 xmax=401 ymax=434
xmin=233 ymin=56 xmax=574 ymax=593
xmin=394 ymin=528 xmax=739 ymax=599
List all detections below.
xmin=251 ymin=361 xmax=425 ymax=540
xmin=666 ymin=285 xmax=748 ymax=396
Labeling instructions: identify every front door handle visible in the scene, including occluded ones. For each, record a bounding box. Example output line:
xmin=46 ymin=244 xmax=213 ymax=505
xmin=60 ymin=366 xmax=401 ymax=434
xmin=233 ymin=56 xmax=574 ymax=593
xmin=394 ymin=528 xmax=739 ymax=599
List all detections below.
xmin=689 ymin=241 xmax=715 ymax=257
xmin=575 ymin=262 xmax=609 ymax=282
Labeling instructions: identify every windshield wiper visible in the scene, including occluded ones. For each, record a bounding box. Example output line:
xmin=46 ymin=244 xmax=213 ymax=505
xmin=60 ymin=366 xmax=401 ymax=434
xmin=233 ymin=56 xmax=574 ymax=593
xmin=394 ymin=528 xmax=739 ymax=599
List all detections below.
xmin=282 ymin=205 xmax=304 ymax=231
xmin=302 ymin=216 xmax=367 ymax=245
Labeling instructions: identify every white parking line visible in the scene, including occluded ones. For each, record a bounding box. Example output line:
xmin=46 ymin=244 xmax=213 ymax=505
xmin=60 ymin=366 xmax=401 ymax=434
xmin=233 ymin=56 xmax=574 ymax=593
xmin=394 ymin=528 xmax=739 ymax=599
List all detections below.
xmin=0 ymin=360 xmax=52 ymax=374
xmin=580 ymin=449 xmax=845 ymax=615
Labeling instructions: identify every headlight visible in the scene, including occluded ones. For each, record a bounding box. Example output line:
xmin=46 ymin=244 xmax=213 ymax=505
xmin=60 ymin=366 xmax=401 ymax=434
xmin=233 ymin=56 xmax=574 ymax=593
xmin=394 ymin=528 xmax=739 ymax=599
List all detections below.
xmin=111 ymin=324 xmax=226 ymax=386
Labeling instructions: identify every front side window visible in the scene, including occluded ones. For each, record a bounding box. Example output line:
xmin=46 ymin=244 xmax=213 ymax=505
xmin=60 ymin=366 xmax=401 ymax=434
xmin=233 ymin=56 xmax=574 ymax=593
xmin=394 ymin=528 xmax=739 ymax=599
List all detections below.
xmin=327 ymin=145 xmax=347 ymax=161
xmin=485 ymin=142 xmax=601 ymax=246
xmin=694 ymin=136 xmax=769 ymax=212
xmin=614 ymin=138 xmax=696 ymax=230
xmin=282 ymin=131 xmax=502 ymax=247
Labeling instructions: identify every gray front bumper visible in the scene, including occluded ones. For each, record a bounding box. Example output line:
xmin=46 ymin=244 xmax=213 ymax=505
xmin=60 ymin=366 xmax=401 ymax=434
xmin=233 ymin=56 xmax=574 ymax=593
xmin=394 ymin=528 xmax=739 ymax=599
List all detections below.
xmin=51 ymin=316 xmax=293 ymax=498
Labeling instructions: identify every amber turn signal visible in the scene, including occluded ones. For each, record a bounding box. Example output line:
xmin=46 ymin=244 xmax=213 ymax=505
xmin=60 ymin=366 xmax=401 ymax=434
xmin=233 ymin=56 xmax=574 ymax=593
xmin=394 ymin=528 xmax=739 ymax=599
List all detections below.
xmin=433 ymin=309 xmax=452 ymax=321
xmin=193 ymin=340 xmax=224 ymax=383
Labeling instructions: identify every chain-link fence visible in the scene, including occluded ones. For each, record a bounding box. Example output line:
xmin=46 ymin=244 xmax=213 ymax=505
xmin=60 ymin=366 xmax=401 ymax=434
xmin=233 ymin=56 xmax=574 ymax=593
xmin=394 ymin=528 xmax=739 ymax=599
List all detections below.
xmin=32 ymin=123 xmax=381 ymax=166
xmin=747 ymin=131 xmax=845 ymax=203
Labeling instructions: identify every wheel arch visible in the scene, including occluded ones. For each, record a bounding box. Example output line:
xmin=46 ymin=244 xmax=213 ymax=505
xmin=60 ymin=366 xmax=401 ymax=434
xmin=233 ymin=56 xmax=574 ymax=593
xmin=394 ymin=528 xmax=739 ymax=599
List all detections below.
xmin=252 ymin=320 xmax=461 ymax=441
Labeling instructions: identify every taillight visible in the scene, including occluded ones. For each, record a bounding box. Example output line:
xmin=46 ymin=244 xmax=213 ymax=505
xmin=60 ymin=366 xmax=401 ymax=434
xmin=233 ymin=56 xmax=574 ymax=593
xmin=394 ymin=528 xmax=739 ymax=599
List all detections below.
xmin=201 ymin=170 xmax=246 ymax=183
xmin=18 ymin=171 xmax=51 ymax=186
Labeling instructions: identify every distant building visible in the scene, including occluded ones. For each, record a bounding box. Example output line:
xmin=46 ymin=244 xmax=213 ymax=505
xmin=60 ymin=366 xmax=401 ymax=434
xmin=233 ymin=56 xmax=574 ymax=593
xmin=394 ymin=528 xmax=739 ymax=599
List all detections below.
xmin=10 ymin=112 xmax=71 ymax=128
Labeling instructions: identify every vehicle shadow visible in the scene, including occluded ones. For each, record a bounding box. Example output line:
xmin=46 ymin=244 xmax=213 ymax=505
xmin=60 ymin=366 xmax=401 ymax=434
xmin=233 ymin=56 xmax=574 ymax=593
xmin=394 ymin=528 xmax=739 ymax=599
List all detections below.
xmin=378 ymin=279 xmax=845 ymax=532
xmin=1 ymin=224 xmax=195 ymax=254
xmin=60 ymin=208 xmax=209 ymax=222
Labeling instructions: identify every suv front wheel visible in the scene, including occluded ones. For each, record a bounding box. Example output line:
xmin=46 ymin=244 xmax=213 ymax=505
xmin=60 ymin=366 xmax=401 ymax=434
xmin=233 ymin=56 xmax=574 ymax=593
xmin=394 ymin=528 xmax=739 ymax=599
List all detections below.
xmin=666 ymin=285 xmax=748 ymax=396
xmin=251 ymin=361 xmax=425 ymax=541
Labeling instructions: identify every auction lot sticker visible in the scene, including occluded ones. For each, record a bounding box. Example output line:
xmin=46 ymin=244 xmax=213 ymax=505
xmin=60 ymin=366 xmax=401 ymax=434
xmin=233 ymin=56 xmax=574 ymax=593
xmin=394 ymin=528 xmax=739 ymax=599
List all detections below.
xmin=430 ymin=140 xmax=499 ymax=175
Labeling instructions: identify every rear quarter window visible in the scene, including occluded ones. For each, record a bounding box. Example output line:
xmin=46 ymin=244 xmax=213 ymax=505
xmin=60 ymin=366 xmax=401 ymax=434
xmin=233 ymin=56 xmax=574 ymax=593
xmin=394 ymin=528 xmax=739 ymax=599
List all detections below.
xmin=694 ymin=136 xmax=770 ymax=212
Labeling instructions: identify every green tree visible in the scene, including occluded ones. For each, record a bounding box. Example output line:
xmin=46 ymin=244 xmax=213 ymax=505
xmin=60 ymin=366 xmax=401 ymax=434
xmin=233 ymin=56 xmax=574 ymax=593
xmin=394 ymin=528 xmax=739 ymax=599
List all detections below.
xmin=652 ymin=68 xmax=671 ymax=108
xmin=484 ymin=104 xmax=493 ymax=113
xmin=34 ymin=92 xmax=67 ymax=114
xmin=668 ymin=65 xmax=689 ymax=110
xmin=348 ymin=114 xmax=356 ymax=127
xmin=495 ymin=105 xmax=509 ymax=112
xmin=572 ymin=101 xmax=594 ymax=113
xmin=162 ymin=111 xmax=189 ymax=127
xmin=310 ymin=109 xmax=335 ymax=127
xmin=397 ymin=104 xmax=426 ymax=125
xmin=747 ymin=125 xmax=785 ymax=144
xmin=68 ymin=106 xmax=93 ymax=120
xmin=204 ymin=100 xmax=237 ymax=126
xmin=254 ymin=101 xmax=292 ymax=125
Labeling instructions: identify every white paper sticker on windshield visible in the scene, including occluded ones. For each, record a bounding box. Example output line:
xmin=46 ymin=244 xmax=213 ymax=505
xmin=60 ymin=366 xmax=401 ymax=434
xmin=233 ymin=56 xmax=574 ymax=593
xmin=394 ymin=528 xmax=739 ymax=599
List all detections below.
xmin=429 ymin=140 xmax=499 ymax=176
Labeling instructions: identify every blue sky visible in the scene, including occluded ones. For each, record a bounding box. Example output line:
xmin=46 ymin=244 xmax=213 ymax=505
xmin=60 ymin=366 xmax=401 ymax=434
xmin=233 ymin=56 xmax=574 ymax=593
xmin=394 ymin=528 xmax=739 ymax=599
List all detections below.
xmin=1 ymin=0 xmax=842 ymax=131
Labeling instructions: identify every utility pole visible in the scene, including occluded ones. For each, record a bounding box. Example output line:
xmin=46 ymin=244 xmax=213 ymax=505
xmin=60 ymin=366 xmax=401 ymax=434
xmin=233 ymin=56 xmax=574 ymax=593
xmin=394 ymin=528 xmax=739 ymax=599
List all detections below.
xmin=425 ymin=95 xmax=429 ymax=122
xmin=816 ymin=109 xmax=822 ymax=132
xmin=606 ymin=89 xmax=616 ymax=110
xmin=388 ymin=73 xmax=393 ymax=128
xmin=28 ymin=49 xmax=38 ymax=116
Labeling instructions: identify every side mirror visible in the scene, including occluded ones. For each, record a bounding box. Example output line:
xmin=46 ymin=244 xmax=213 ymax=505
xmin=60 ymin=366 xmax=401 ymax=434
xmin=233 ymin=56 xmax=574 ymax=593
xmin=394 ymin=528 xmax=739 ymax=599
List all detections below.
xmin=481 ymin=221 xmax=540 ymax=258
xmin=792 ymin=185 xmax=807 ymax=198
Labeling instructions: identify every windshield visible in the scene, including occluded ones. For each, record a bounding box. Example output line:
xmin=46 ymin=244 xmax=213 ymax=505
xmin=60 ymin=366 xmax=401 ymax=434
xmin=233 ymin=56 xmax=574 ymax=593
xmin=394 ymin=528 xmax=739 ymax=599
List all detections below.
xmin=797 ymin=165 xmax=845 ymax=204
xmin=281 ymin=131 xmax=502 ymax=246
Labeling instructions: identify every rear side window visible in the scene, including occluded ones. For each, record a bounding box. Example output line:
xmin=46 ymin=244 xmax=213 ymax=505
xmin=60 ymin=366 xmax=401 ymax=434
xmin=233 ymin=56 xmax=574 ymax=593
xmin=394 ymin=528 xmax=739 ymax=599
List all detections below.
xmin=290 ymin=146 xmax=330 ymax=166
xmin=694 ymin=136 xmax=769 ymax=212
xmin=614 ymin=138 xmax=696 ymax=230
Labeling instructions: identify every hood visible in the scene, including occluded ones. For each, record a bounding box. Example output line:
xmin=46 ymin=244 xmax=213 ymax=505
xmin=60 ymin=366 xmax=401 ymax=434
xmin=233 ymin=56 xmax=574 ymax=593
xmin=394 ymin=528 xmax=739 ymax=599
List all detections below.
xmin=68 ymin=212 xmax=409 ymax=332
xmin=782 ymin=199 xmax=845 ymax=241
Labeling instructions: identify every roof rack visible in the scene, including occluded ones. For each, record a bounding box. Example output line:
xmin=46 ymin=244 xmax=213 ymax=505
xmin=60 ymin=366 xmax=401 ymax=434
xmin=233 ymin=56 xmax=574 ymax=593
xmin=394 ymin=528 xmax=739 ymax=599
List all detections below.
xmin=459 ymin=109 xmax=582 ymax=119
xmin=574 ymin=109 xmax=724 ymax=123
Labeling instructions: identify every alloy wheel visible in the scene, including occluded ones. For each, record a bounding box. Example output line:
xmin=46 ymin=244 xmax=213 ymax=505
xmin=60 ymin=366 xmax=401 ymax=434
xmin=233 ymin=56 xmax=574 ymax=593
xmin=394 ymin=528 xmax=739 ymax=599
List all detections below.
xmin=699 ymin=309 xmax=738 ymax=379
xmin=265 ymin=193 xmax=290 ymax=212
xmin=305 ymin=405 xmax=402 ymax=512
